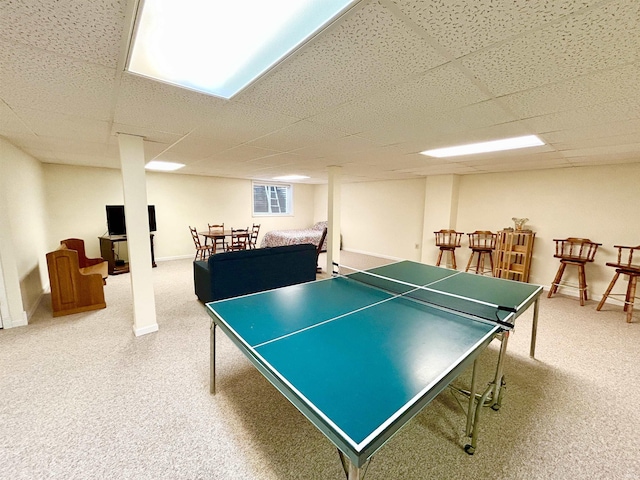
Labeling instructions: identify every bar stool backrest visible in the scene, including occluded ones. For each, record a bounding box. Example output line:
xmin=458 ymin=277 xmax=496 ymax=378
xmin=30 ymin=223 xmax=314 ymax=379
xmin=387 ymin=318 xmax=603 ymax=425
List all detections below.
xmin=434 ymin=229 xmax=463 ymax=248
xmin=610 ymin=245 xmax=640 ymax=269
xmin=467 ymin=231 xmax=496 ymax=250
xmin=553 ymin=238 xmax=601 ymax=263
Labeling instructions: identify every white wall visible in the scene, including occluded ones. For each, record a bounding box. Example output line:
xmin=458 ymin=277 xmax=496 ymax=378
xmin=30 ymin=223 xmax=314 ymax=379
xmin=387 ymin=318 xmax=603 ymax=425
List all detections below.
xmin=42 ymin=164 xmax=318 ymax=260
xmin=5 ymin=139 xmax=639 ymax=323
xmin=146 ymin=172 xmax=317 ymax=257
xmin=44 ymin=164 xmax=124 ymax=257
xmin=455 ymin=163 xmax=640 ymax=296
xmin=341 ymin=179 xmax=426 ymax=260
xmin=335 ymin=162 xmax=640 ymax=303
xmin=0 ymin=138 xmax=48 ymax=320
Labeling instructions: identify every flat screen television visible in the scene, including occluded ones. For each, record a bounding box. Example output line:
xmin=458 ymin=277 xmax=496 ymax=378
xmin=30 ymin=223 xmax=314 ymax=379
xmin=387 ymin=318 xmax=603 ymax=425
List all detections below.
xmin=106 ymin=205 xmax=156 ymax=235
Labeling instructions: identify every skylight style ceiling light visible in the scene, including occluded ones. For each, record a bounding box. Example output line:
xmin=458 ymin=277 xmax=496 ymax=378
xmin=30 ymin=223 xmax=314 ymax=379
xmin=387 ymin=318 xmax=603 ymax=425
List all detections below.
xmin=420 ymin=135 xmax=545 ymax=158
xmin=273 ymin=175 xmax=310 ymax=181
xmin=126 ymin=0 xmax=359 ymax=99
xmin=145 ymin=160 xmax=185 ymax=171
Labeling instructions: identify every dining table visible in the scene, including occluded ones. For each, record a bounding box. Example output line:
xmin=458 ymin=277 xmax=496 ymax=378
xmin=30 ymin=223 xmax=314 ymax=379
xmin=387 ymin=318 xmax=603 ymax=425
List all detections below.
xmin=199 ymin=229 xmax=233 ymax=252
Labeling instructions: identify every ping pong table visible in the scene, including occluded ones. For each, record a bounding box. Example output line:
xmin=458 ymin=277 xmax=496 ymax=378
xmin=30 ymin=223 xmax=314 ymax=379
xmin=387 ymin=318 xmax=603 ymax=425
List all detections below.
xmin=206 ymin=260 xmax=542 ymax=479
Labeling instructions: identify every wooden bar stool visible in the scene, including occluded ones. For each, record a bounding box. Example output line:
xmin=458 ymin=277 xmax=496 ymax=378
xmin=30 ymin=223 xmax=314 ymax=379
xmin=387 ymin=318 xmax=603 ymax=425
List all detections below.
xmin=434 ymin=230 xmax=463 ymax=269
xmin=548 ymin=238 xmax=601 ymax=305
xmin=596 ymin=245 xmax=640 ymax=322
xmin=465 ymin=231 xmax=496 ymax=275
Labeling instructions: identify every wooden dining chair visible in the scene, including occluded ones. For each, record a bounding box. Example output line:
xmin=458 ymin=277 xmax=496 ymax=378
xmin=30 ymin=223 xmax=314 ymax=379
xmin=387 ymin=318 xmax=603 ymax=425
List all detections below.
xmin=316 ymin=227 xmax=328 ymax=273
xmin=249 ymin=224 xmax=260 ymax=249
xmin=207 ymin=223 xmax=226 ymax=253
xmin=596 ymin=245 xmax=640 ymax=322
xmin=228 ymin=228 xmax=250 ymax=251
xmin=190 ymin=226 xmax=213 ymax=261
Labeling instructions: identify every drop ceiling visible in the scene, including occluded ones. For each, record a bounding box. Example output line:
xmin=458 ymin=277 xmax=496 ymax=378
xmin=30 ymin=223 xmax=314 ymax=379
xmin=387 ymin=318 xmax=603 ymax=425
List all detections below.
xmin=1 ymin=0 xmax=639 ymax=184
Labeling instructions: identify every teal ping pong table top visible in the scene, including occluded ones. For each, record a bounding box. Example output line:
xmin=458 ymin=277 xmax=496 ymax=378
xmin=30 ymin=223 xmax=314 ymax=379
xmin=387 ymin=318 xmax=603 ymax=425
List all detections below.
xmin=206 ymin=260 xmax=543 ymax=475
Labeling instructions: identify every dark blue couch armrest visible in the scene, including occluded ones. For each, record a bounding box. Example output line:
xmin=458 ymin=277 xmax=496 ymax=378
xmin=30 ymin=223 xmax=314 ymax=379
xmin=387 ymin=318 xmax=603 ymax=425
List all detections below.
xmin=194 ymin=260 xmax=211 ymax=302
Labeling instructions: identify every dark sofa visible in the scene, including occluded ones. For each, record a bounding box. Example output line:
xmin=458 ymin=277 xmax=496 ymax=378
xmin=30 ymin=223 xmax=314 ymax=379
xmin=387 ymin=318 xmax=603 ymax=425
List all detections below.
xmin=194 ymin=243 xmax=317 ymax=303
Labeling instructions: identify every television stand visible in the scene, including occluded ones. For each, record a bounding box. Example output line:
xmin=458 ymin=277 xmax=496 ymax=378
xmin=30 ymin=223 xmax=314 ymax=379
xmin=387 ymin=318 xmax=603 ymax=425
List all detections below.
xmin=99 ymin=234 xmax=156 ymax=275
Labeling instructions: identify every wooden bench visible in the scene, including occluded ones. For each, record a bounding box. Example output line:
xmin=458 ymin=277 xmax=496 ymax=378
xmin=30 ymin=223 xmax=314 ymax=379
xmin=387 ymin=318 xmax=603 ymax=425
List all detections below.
xmin=46 ymin=241 xmax=108 ymax=317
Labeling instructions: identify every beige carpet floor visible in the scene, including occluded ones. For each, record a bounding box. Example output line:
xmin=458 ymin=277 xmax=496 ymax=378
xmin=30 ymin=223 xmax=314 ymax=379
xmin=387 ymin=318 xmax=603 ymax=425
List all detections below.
xmin=1 ymin=251 xmax=639 ymax=479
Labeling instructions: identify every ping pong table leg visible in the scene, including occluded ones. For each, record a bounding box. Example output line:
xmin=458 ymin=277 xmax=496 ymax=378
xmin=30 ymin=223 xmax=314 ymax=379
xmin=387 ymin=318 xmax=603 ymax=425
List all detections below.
xmin=210 ymin=321 xmax=216 ymax=394
xmin=465 ymin=359 xmax=479 ymax=437
xmin=490 ymin=331 xmax=510 ymax=411
xmin=465 ymin=383 xmax=494 ymax=455
xmin=530 ymin=297 xmax=540 ymax=358
xmin=338 ymin=450 xmax=365 ymax=480
xmin=348 ymin=461 xmax=362 ymax=480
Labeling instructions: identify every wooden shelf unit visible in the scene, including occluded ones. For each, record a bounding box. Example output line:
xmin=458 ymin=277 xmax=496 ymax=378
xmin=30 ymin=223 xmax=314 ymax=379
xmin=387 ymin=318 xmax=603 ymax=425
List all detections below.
xmin=493 ymin=229 xmax=535 ymax=282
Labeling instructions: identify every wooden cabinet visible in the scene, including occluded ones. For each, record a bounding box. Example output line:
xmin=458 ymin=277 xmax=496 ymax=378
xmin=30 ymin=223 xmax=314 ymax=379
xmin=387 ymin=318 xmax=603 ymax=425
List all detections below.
xmin=493 ymin=230 xmax=535 ymax=282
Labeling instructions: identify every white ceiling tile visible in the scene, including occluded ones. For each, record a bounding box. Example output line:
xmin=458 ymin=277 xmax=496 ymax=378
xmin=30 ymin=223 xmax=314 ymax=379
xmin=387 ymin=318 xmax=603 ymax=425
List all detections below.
xmin=566 ymin=155 xmax=640 ymax=166
xmin=308 ymin=63 xmax=490 ymax=136
xmin=471 ymin=158 xmax=572 ymax=173
xmin=357 ymin=99 xmax=518 ymax=146
xmin=553 ymin=132 xmax=640 ymax=151
xmin=246 ymin=120 xmax=349 ymax=152
xmin=110 ymin=123 xmax=183 ymax=146
xmin=13 ymin=107 xmax=110 ymax=143
xmin=0 ymin=101 xmax=34 ymax=136
xmin=0 ymin=40 xmax=116 ymax=119
xmin=1 ymin=0 xmax=639 ymax=181
xmin=0 ymin=0 xmax=127 ymax=67
xmin=543 ymin=119 xmax=640 ymax=144
xmin=461 ymin=1 xmax=640 ymax=96
xmin=500 ymin=63 xmax=640 ymax=118
xmin=389 ymin=0 xmax=600 ymax=57
xmin=291 ymin=134 xmax=379 ymax=158
xmin=11 ymin=134 xmax=120 ymax=168
xmin=239 ymin=0 xmax=448 ymax=118
xmin=196 ymin=102 xmax=298 ymax=144
xmin=246 ymin=152 xmax=305 ymax=167
xmin=559 ymin=143 xmax=640 ymax=158
xmin=114 ymin=74 xmax=227 ymax=135
xmin=525 ymin=97 xmax=640 ymax=134
xmin=460 ymin=151 xmax=568 ymax=167
xmin=205 ymin=145 xmax=284 ymax=163
xmin=396 ymin=164 xmax=481 ymax=176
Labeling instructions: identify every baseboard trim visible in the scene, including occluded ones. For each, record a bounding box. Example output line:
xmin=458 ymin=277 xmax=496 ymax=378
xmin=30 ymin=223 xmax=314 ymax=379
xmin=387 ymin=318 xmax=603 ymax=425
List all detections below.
xmin=155 ymin=254 xmax=193 ymax=262
xmin=341 ymin=248 xmax=404 ymax=262
xmin=134 ymin=323 xmax=159 ymax=337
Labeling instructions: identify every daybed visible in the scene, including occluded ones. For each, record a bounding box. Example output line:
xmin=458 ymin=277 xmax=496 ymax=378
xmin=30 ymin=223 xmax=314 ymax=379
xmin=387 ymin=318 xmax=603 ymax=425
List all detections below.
xmin=193 ymin=243 xmax=317 ymax=304
xmin=260 ymin=221 xmax=328 ymax=251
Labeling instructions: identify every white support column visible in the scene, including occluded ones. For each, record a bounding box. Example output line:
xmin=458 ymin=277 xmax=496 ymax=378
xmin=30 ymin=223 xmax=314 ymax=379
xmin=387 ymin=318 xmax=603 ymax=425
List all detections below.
xmin=117 ymin=134 xmax=158 ymax=337
xmin=420 ymin=175 xmax=460 ymax=265
xmin=326 ymin=166 xmax=342 ymax=273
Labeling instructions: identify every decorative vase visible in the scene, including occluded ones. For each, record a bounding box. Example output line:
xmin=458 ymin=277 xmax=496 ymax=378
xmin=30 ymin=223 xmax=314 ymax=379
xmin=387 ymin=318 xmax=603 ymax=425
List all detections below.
xmin=512 ymin=217 xmax=528 ymax=230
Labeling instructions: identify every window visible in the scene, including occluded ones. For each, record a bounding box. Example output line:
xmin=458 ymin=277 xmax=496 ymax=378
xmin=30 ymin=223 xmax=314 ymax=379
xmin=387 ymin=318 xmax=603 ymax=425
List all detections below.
xmin=253 ymin=182 xmax=293 ymax=216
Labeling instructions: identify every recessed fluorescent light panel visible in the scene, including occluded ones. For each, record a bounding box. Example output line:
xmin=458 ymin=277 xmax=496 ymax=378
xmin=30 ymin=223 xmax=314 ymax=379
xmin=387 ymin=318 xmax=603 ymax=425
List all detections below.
xmin=273 ymin=175 xmax=310 ymax=181
xmin=420 ymin=135 xmax=545 ymax=158
xmin=145 ymin=160 xmax=185 ymax=171
xmin=127 ymin=0 xmax=359 ymax=99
